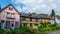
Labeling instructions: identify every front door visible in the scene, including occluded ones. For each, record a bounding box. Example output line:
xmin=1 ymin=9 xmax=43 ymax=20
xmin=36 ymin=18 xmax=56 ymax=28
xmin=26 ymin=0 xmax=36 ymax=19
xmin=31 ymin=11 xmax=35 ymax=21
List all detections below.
xmin=11 ymin=22 xmax=14 ymax=30
xmin=11 ymin=23 xmax=14 ymax=27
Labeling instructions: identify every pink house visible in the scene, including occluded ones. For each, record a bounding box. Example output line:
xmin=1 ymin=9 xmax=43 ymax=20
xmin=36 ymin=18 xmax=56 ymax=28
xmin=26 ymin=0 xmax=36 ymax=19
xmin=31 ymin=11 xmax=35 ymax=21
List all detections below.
xmin=0 ymin=4 xmax=20 ymax=28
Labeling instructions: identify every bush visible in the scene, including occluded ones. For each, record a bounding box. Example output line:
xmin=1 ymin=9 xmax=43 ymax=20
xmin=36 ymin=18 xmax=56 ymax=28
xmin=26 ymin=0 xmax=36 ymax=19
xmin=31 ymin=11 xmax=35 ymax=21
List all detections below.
xmin=0 ymin=24 xmax=60 ymax=34
xmin=0 ymin=29 xmax=5 ymax=34
xmin=14 ymin=26 xmax=32 ymax=34
xmin=49 ymin=24 xmax=56 ymax=27
xmin=4 ymin=29 xmax=13 ymax=34
xmin=38 ymin=27 xmax=52 ymax=32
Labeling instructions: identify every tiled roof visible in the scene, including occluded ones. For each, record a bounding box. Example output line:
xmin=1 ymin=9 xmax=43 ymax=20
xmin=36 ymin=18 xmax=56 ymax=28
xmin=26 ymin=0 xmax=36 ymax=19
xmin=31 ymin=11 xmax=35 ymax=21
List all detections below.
xmin=20 ymin=13 xmax=54 ymax=20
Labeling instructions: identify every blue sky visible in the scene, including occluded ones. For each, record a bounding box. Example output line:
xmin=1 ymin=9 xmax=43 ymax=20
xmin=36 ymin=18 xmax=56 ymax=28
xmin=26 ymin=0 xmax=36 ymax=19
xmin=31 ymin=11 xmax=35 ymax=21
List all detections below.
xmin=0 ymin=0 xmax=60 ymax=16
xmin=0 ymin=0 xmax=11 ymax=8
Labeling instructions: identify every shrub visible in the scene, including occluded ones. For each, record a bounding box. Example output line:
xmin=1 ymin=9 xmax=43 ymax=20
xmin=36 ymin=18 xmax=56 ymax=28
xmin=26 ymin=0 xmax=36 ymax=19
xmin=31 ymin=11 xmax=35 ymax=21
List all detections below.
xmin=4 ymin=29 xmax=13 ymax=34
xmin=0 ymin=29 xmax=5 ymax=34
xmin=14 ymin=26 xmax=32 ymax=34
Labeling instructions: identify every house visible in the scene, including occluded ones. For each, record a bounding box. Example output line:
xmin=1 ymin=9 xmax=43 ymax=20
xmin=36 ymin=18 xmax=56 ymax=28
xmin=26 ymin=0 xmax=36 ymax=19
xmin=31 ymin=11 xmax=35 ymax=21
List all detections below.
xmin=0 ymin=4 xmax=54 ymax=29
xmin=20 ymin=13 xmax=54 ymax=29
xmin=55 ymin=15 xmax=60 ymax=25
xmin=0 ymin=4 xmax=20 ymax=29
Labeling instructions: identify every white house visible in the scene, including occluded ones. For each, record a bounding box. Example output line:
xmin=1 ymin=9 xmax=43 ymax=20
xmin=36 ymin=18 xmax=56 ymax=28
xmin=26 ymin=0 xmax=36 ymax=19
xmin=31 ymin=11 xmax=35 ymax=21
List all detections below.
xmin=55 ymin=15 xmax=60 ymax=26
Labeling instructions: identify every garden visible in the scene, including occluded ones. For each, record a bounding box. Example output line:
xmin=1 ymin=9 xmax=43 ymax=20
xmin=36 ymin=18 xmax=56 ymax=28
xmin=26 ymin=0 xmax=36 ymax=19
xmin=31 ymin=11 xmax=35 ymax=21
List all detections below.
xmin=0 ymin=23 xmax=60 ymax=34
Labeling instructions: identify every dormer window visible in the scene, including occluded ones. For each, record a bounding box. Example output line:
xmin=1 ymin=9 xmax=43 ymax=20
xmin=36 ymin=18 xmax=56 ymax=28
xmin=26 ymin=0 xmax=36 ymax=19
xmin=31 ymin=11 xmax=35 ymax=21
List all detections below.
xmin=9 ymin=7 xmax=13 ymax=11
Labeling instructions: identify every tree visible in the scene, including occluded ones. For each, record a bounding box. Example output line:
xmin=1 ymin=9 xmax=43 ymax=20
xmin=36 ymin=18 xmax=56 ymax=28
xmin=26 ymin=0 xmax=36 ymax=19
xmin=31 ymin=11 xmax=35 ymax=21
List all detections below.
xmin=50 ymin=9 xmax=55 ymax=17
xmin=50 ymin=9 xmax=57 ymax=25
xmin=29 ymin=12 xmax=36 ymax=14
xmin=32 ymin=12 xmax=36 ymax=14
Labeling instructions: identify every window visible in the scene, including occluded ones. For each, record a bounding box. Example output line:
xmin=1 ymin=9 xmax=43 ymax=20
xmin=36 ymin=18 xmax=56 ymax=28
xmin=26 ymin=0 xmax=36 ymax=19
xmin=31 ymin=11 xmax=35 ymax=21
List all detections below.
xmin=7 ymin=12 xmax=10 ymax=17
xmin=1 ymin=20 xmax=4 ymax=26
xmin=15 ymin=22 xmax=19 ymax=27
xmin=34 ymin=24 xmax=38 ymax=26
xmin=11 ymin=13 xmax=15 ymax=18
xmin=9 ymin=7 xmax=13 ymax=11
xmin=6 ymin=21 xmax=10 ymax=27
xmin=1 ymin=20 xmax=4 ymax=28
xmin=1 ymin=20 xmax=4 ymax=23
xmin=30 ymin=23 xmax=32 ymax=26
xmin=11 ymin=13 xmax=14 ymax=15
xmin=24 ymin=23 xmax=27 ymax=26
xmin=20 ymin=17 xmax=23 ymax=21
xmin=23 ymin=17 xmax=26 ymax=21
xmin=30 ymin=18 xmax=32 ymax=21
xmin=20 ymin=17 xmax=26 ymax=21
xmin=3 ymin=15 xmax=5 ymax=18
xmin=7 ymin=13 xmax=15 ymax=19
xmin=36 ymin=19 xmax=38 ymax=22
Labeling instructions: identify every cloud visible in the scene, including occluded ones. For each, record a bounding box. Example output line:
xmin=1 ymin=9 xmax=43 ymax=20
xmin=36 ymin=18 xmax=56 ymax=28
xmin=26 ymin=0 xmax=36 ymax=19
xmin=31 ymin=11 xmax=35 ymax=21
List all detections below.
xmin=49 ymin=0 xmax=54 ymax=2
xmin=11 ymin=0 xmax=60 ymax=15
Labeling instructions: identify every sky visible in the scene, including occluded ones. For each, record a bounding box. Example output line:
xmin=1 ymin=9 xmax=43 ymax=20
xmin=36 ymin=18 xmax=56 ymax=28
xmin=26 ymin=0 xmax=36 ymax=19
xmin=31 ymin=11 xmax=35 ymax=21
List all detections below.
xmin=0 ymin=0 xmax=60 ymax=15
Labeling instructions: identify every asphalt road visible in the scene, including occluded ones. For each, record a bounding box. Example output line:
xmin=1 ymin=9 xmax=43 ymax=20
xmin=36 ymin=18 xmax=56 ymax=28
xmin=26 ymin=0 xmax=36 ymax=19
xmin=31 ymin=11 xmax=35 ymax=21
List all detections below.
xmin=48 ymin=31 xmax=60 ymax=34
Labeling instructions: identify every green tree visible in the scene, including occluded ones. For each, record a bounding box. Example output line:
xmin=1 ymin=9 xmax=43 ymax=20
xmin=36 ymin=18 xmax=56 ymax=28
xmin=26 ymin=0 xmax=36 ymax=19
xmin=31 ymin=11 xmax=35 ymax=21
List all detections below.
xmin=50 ymin=9 xmax=57 ymax=25
xmin=50 ymin=9 xmax=55 ymax=17
xmin=29 ymin=12 xmax=36 ymax=14
xmin=32 ymin=12 xmax=36 ymax=14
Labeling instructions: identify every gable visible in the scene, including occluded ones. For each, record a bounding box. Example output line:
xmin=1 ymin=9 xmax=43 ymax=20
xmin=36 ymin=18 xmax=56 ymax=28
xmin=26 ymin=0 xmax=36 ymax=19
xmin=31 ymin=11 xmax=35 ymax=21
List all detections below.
xmin=0 ymin=4 xmax=20 ymax=15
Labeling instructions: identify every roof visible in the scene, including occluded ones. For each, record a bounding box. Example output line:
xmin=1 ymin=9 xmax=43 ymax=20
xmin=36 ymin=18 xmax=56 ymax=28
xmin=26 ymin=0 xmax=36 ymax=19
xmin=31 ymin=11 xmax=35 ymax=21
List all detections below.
xmin=56 ymin=15 xmax=60 ymax=20
xmin=0 ymin=4 xmax=20 ymax=15
xmin=0 ymin=4 xmax=54 ymax=20
xmin=20 ymin=13 xmax=54 ymax=20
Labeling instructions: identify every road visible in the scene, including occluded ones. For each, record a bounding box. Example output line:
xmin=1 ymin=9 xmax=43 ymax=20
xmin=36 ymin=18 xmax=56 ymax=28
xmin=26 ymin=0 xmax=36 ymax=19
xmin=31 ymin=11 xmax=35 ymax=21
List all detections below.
xmin=47 ymin=31 xmax=60 ymax=34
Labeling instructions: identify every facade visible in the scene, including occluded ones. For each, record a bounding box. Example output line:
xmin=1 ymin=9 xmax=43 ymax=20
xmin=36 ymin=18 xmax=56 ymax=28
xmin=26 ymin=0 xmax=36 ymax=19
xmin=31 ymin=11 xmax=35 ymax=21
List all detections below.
xmin=0 ymin=4 xmax=20 ymax=28
xmin=55 ymin=15 xmax=60 ymax=25
xmin=20 ymin=13 xmax=54 ymax=28
xmin=0 ymin=4 xmax=54 ymax=29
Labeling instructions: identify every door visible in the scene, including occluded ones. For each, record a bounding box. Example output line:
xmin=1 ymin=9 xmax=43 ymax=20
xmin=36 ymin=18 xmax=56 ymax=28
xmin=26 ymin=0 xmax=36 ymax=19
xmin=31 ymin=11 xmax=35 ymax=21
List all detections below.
xmin=1 ymin=21 xmax=4 ymax=29
xmin=11 ymin=23 xmax=14 ymax=30
xmin=0 ymin=23 xmax=1 ymax=28
xmin=11 ymin=23 xmax=14 ymax=27
xmin=2 ymin=23 xmax=4 ymax=29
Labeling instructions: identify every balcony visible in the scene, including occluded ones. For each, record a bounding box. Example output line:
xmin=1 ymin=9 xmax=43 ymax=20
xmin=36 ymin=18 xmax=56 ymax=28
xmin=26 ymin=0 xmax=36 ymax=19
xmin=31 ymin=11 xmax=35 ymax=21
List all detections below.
xmin=6 ymin=14 xmax=15 ymax=19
